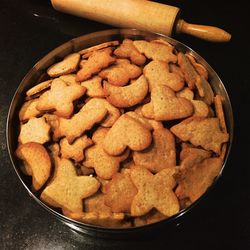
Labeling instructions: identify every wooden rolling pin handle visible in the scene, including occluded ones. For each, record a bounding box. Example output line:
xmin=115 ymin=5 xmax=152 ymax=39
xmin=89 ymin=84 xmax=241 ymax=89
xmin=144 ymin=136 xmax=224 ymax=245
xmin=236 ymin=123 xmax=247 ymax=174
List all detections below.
xmin=176 ymin=19 xmax=231 ymax=42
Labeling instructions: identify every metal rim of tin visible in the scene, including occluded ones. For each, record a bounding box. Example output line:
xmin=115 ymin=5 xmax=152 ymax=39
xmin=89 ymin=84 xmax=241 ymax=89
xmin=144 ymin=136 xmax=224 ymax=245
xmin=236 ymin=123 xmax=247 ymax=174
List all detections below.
xmin=6 ymin=29 xmax=234 ymax=236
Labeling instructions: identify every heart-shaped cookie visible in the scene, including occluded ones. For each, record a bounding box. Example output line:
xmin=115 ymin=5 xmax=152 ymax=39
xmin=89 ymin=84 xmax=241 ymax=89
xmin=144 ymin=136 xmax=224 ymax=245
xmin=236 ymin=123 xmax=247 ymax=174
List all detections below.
xmin=133 ymin=127 xmax=176 ymax=173
xmin=103 ymin=114 xmax=152 ymax=156
xmin=142 ymin=85 xmax=194 ymax=121
xmin=143 ymin=60 xmax=184 ymax=91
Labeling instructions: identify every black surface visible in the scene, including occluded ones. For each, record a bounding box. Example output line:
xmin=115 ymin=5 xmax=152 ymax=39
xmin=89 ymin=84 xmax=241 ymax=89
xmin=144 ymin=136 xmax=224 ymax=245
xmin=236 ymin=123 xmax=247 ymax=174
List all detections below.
xmin=0 ymin=0 xmax=249 ymax=249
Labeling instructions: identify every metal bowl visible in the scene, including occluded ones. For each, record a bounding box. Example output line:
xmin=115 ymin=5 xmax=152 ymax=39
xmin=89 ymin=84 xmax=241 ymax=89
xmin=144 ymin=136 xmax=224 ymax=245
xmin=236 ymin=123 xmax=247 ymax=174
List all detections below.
xmin=6 ymin=29 xmax=233 ymax=238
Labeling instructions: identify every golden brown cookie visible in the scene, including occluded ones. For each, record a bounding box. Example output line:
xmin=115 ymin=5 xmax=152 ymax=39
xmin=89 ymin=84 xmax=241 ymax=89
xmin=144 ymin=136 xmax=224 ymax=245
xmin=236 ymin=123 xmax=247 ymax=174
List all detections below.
xmin=133 ymin=40 xmax=177 ymax=63
xmin=41 ymin=157 xmax=100 ymax=214
xmin=64 ymin=210 xmax=126 ymax=228
xmin=16 ymin=142 xmax=51 ymax=191
xmin=143 ymin=60 xmax=184 ymax=91
xmin=81 ymin=192 xmax=130 ymax=228
xmin=176 ymin=87 xmax=194 ymax=100
xmin=59 ymin=74 xmax=79 ymax=85
xmin=80 ymin=76 xmax=105 ymax=97
xmin=36 ymin=78 xmax=86 ymax=118
xmin=179 ymin=143 xmax=212 ymax=170
xmin=214 ymin=95 xmax=227 ymax=133
xmin=142 ymin=85 xmax=194 ymax=121
xmin=84 ymin=98 xmax=121 ymax=127
xmin=76 ymin=48 xmax=116 ymax=82
xmin=47 ymin=53 xmax=80 ymax=77
xmin=133 ymin=127 xmax=176 ymax=173
xmin=170 ymin=117 xmax=229 ymax=154
xmin=130 ymin=166 xmax=179 ymax=217
xmin=126 ymin=111 xmax=153 ymax=130
xmin=60 ymin=135 xmax=93 ymax=162
xmin=175 ymin=157 xmax=223 ymax=202
xmin=84 ymin=192 xmax=125 ymax=226
xmin=114 ymin=38 xmax=146 ymax=65
xmin=185 ymin=53 xmax=209 ymax=80
xmin=79 ymin=40 xmax=119 ymax=55
xmin=177 ymin=87 xmax=210 ymax=118
xmin=19 ymin=99 xmax=42 ymax=121
xmin=26 ymin=80 xmax=52 ymax=97
xmin=134 ymin=107 xmax=164 ymax=130
xmin=53 ymin=99 xmax=108 ymax=143
xmin=195 ymin=75 xmax=214 ymax=105
xmin=83 ymin=128 xmax=129 ymax=179
xmin=177 ymin=52 xmax=198 ymax=89
xmin=103 ymin=114 xmax=152 ymax=156
xmin=99 ymin=59 xmax=142 ymax=86
xmin=104 ymin=75 xmax=148 ymax=108
xmin=43 ymin=113 xmax=59 ymax=132
xmin=104 ymin=172 xmax=137 ymax=213
xmin=18 ymin=117 xmax=50 ymax=144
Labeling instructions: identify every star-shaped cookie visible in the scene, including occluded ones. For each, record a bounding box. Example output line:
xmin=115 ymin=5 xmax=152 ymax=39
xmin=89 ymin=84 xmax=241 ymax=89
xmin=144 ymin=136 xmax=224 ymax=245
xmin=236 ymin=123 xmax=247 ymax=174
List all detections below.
xmin=142 ymin=85 xmax=194 ymax=121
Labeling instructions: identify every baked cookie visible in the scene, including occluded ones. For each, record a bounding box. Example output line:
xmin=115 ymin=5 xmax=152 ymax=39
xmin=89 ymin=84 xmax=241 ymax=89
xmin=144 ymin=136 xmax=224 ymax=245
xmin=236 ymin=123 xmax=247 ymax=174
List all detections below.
xmin=130 ymin=166 xmax=179 ymax=217
xmin=143 ymin=60 xmax=184 ymax=91
xmin=60 ymin=135 xmax=93 ymax=162
xmin=16 ymin=142 xmax=51 ymax=191
xmin=36 ymin=78 xmax=86 ymax=118
xmin=53 ymin=99 xmax=108 ymax=143
xmin=114 ymin=38 xmax=146 ymax=65
xmin=99 ymin=59 xmax=142 ymax=86
xmin=103 ymin=114 xmax=152 ymax=156
xmin=133 ymin=127 xmax=176 ymax=173
xmin=170 ymin=117 xmax=229 ymax=154
xmin=41 ymin=157 xmax=100 ymax=214
xmin=76 ymin=48 xmax=116 ymax=81
xmin=142 ymin=85 xmax=194 ymax=121
xmin=18 ymin=117 xmax=50 ymax=144
xmin=83 ymin=128 xmax=129 ymax=179
xmin=104 ymin=172 xmax=137 ymax=213
xmin=104 ymin=75 xmax=148 ymax=108
xmin=47 ymin=53 xmax=80 ymax=77
xmin=133 ymin=40 xmax=177 ymax=63
xmin=81 ymin=76 xmax=105 ymax=98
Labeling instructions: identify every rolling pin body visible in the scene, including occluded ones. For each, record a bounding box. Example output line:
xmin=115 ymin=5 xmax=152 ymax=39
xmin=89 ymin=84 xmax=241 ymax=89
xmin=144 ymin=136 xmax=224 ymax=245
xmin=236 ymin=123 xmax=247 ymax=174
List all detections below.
xmin=51 ymin=0 xmax=180 ymax=36
xmin=51 ymin=0 xmax=231 ymax=42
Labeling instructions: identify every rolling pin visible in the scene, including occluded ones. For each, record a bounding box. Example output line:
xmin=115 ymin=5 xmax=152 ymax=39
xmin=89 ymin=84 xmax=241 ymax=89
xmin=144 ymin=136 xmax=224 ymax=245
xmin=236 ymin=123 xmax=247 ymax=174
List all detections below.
xmin=51 ymin=0 xmax=231 ymax=42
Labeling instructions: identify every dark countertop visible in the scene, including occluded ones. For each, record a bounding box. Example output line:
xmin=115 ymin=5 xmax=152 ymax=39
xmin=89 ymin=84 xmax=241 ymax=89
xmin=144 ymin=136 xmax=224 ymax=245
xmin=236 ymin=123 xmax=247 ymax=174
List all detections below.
xmin=0 ymin=0 xmax=249 ymax=249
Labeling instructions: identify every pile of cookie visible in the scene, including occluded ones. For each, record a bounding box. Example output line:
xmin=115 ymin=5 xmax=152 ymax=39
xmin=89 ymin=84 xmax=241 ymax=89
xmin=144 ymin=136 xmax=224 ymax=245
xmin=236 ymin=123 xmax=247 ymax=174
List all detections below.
xmin=16 ymin=38 xmax=229 ymax=228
